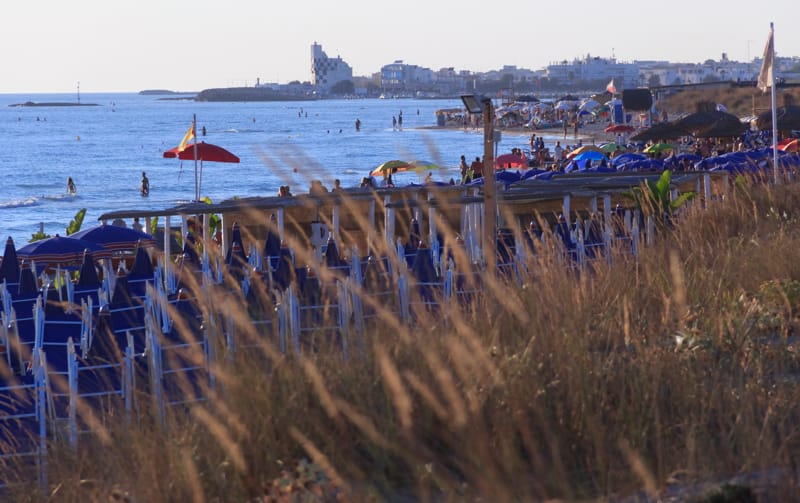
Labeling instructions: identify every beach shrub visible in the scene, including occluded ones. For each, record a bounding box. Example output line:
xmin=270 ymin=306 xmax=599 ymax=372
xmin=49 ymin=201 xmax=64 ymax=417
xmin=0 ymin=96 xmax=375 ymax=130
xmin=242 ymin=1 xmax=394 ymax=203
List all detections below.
xmin=65 ymin=207 xmax=86 ymax=236
xmin=623 ymin=169 xmax=695 ymax=226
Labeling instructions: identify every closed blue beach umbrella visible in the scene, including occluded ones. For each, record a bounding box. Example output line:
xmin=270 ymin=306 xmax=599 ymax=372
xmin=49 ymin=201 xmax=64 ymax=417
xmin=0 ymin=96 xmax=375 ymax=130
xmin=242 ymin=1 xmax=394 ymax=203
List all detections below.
xmin=0 ymin=236 xmax=20 ymax=285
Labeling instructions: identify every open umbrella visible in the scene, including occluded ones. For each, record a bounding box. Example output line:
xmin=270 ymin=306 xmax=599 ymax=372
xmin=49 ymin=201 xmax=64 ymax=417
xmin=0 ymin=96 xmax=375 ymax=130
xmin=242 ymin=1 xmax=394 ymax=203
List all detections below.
xmin=779 ymin=138 xmax=800 ymax=152
xmin=163 ymin=141 xmax=240 ymax=201
xmin=756 ymin=105 xmax=800 ymax=131
xmin=600 ymin=142 xmax=626 ymax=154
xmin=579 ymin=99 xmax=601 ymax=112
xmin=495 ymin=153 xmax=528 ymax=169
xmin=573 ymin=150 xmax=607 ymax=162
xmin=407 ymin=160 xmax=442 ymax=174
xmin=566 ymin=145 xmax=604 ymax=159
xmin=605 ymin=124 xmax=635 ymax=133
xmin=631 ymin=122 xmax=688 ymax=142
xmin=369 ymin=159 xmax=411 ymax=177
xmin=70 ymin=223 xmax=156 ymax=252
xmin=643 ymin=143 xmax=676 ymax=154
xmin=17 ymin=235 xmax=111 ymax=266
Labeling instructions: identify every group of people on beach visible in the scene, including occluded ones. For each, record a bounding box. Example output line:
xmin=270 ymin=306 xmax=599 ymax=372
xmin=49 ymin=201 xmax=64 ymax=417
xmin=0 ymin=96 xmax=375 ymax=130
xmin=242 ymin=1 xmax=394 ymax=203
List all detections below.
xmin=458 ymin=155 xmax=485 ymax=184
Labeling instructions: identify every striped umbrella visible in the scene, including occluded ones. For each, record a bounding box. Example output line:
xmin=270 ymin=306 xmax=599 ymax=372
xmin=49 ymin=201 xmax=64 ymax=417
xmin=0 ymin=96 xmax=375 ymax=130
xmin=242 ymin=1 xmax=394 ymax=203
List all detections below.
xmin=70 ymin=223 xmax=156 ymax=252
xmin=17 ymin=235 xmax=112 ymax=265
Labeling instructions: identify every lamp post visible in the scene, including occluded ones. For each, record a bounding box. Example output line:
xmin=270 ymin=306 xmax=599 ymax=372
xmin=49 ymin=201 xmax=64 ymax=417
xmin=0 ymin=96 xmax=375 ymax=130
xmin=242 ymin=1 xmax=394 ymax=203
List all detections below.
xmin=461 ymin=94 xmax=496 ymax=274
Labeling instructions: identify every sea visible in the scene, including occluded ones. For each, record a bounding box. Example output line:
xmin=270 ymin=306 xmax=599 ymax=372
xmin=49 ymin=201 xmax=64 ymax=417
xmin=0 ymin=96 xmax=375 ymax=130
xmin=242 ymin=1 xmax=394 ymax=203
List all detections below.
xmin=0 ymin=93 xmax=566 ymax=247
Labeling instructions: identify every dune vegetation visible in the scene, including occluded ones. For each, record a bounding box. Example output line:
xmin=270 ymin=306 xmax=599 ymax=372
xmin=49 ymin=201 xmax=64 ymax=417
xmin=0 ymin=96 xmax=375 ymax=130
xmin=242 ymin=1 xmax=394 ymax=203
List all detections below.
xmin=6 ymin=174 xmax=800 ymax=502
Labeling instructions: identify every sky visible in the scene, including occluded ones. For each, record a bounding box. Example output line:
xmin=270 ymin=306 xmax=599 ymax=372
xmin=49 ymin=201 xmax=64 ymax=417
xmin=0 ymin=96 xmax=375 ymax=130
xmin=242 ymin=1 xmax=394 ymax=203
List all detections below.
xmin=1 ymin=0 xmax=795 ymax=94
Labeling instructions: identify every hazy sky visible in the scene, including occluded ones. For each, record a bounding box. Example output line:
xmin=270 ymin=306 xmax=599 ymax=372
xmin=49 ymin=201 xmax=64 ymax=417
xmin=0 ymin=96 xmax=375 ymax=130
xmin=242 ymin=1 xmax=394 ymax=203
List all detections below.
xmin=1 ymin=0 xmax=793 ymax=94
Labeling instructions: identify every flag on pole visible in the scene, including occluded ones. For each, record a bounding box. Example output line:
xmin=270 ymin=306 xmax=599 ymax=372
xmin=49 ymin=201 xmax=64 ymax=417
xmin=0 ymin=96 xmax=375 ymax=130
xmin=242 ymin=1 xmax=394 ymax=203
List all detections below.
xmin=606 ymin=79 xmax=617 ymax=94
xmin=177 ymin=121 xmax=195 ymax=152
xmin=757 ymin=25 xmax=774 ymax=92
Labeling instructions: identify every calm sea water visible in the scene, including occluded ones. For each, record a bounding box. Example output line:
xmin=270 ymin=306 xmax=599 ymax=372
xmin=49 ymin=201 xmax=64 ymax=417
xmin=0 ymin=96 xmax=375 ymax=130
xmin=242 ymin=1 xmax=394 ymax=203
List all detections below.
xmin=0 ymin=93 xmax=563 ymax=246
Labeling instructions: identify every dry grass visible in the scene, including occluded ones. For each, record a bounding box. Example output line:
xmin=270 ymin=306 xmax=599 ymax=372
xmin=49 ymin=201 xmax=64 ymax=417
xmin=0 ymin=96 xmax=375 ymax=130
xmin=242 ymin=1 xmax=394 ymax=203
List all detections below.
xmin=658 ymin=86 xmax=800 ymax=118
xmin=7 ymin=179 xmax=800 ymax=501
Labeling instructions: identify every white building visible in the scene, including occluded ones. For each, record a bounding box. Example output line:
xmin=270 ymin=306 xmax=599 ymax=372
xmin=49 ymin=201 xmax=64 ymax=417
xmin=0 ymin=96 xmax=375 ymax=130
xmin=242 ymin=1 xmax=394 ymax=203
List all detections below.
xmin=546 ymin=55 xmax=640 ymax=87
xmin=310 ymin=42 xmax=353 ymax=92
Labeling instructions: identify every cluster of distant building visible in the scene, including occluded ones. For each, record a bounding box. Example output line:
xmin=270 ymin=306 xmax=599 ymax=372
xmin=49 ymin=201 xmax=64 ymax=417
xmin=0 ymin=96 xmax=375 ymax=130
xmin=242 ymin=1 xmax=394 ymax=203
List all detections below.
xmin=251 ymin=43 xmax=800 ymax=98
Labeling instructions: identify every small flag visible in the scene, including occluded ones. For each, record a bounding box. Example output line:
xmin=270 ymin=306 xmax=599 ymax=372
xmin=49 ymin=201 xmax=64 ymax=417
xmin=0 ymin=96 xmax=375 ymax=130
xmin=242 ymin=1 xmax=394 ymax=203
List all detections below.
xmin=177 ymin=122 xmax=195 ymax=152
xmin=606 ymin=79 xmax=617 ymax=94
xmin=757 ymin=25 xmax=774 ymax=92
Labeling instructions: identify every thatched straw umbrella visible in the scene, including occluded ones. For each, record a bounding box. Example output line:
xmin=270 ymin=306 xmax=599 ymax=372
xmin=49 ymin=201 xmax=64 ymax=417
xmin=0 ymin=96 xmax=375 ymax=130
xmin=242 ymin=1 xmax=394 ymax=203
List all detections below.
xmin=630 ymin=122 xmax=688 ymax=142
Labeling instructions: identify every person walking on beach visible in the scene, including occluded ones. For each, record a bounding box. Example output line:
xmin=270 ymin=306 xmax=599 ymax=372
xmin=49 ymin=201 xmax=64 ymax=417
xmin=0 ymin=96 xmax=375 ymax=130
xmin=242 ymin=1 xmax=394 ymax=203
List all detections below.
xmin=67 ymin=177 xmax=77 ymax=194
xmin=563 ymin=118 xmax=568 ymax=139
xmin=140 ymin=171 xmax=150 ymax=197
xmin=554 ymin=141 xmax=564 ymax=165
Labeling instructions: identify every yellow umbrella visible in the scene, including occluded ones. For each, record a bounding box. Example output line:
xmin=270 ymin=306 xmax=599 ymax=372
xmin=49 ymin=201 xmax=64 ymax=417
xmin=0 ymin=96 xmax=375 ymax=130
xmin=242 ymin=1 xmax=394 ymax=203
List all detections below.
xmin=643 ymin=143 xmax=676 ymax=154
xmin=408 ymin=160 xmax=441 ymax=172
xmin=369 ymin=159 xmax=412 ymax=177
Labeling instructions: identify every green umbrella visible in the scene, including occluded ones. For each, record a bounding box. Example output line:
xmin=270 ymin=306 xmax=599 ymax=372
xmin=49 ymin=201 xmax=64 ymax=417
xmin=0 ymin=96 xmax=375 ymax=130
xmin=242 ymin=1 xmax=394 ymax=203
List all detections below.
xmin=600 ymin=142 xmax=626 ymax=154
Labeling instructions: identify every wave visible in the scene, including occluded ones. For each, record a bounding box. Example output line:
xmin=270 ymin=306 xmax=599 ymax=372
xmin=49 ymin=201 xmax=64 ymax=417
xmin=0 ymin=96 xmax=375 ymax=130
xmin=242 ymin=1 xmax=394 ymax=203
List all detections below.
xmin=39 ymin=193 xmax=77 ymax=202
xmin=0 ymin=196 xmax=39 ymax=209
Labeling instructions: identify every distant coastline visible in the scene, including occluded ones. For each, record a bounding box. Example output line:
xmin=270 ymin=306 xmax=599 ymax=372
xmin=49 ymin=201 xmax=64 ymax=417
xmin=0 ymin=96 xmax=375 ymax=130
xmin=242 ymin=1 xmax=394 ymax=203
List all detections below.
xmin=138 ymin=89 xmax=195 ymax=95
xmin=8 ymin=101 xmax=99 ymax=107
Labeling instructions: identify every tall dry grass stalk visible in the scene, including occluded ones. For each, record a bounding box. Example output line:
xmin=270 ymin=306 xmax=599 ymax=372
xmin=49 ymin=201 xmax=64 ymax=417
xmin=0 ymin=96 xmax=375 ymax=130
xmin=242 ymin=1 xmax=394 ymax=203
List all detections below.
xmin=7 ymin=178 xmax=800 ymax=501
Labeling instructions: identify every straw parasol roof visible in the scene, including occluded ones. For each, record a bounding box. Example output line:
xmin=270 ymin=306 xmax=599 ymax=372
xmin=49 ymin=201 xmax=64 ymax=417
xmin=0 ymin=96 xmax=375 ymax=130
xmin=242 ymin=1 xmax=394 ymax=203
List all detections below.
xmin=630 ymin=122 xmax=688 ymax=142
xmin=756 ymin=105 xmax=800 ymax=131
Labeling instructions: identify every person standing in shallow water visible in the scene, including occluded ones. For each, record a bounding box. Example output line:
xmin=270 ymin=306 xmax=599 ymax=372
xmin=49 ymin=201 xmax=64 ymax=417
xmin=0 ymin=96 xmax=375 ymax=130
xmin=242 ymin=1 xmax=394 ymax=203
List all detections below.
xmin=140 ymin=171 xmax=150 ymax=197
xmin=67 ymin=177 xmax=76 ymax=194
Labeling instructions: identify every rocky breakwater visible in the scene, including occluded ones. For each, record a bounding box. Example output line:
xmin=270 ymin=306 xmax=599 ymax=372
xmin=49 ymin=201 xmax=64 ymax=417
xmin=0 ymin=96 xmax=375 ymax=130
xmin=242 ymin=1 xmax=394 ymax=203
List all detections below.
xmin=195 ymin=87 xmax=317 ymax=102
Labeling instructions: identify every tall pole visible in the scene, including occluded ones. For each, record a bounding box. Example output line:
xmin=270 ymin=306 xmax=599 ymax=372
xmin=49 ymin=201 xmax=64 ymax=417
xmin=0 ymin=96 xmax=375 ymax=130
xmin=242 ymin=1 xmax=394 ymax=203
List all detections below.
xmin=769 ymin=23 xmax=779 ymax=184
xmin=192 ymin=114 xmax=199 ymax=200
xmin=483 ymin=98 xmax=496 ymax=275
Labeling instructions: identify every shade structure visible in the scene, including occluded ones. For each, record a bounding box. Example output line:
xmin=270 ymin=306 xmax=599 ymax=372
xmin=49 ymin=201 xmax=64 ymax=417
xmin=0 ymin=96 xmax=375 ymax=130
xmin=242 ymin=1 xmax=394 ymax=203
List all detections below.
xmin=0 ymin=236 xmax=20 ymax=285
xmin=643 ymin=143 xmax=676 ymax=154
xmin=16 ymin=235 xmax=111 ymax=266
xmin=631 ymin=122 xmax=688 ymax=142
xmin=600 ymin=142 xmax=626 ymax=154
xmin=693 ymin=119 xmax=748 ymax=138
xmin=566 ymin=145 xmax=604 ymax=159
xmin=128 ymin=246 xmax=154 ymax=280
xmin=604 ymin=124 xmax=635 ymax=133
xmin=369 ymin=160 xmax=411 ymax=177
xmin=756 ymin=105 xmax=800 ymax=131
xmin=495 ymin=153 xmax=528 ymax=169
xmin=226 ymin=222 xmax=248 ymax=268
xmin=407 ymin=160 xmax=441 ymax=173
xmin=573 ymin=150 xmax=607 ymax=162
xmin=163 ymin=141 xmax=240 ymax=201
xmin=70 ymin=223 xmax=156 ymax=252
xmin=675 ymin=110 xmax=743 ymax=135
xmin=76 ymin=250 xmax=101 ymax=290
xmin=779 ymin=138 xmax=800 ymax=152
